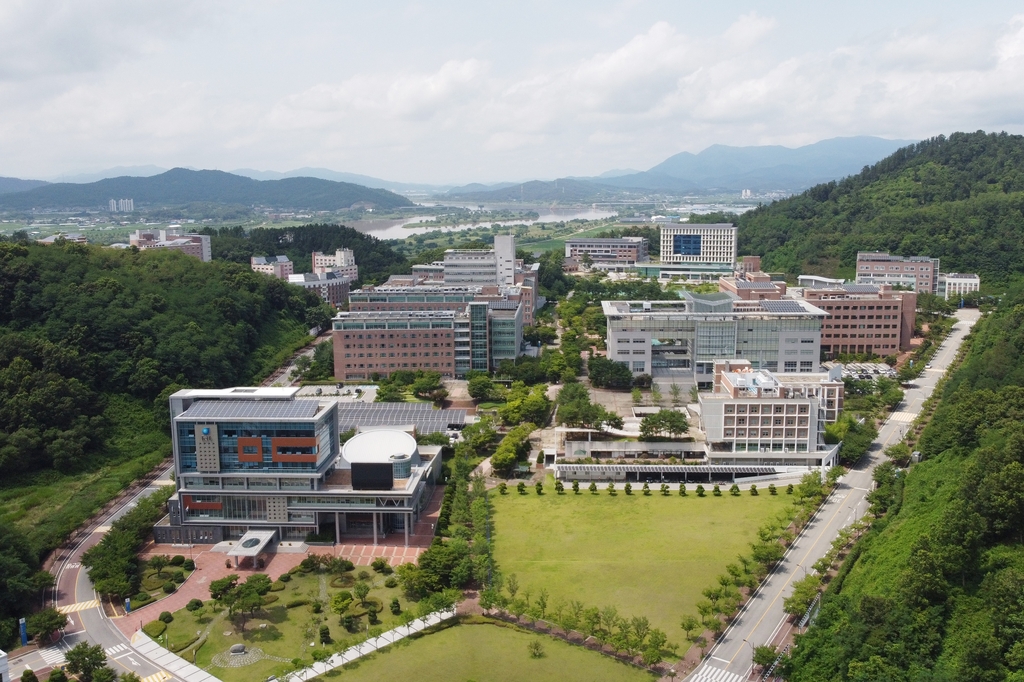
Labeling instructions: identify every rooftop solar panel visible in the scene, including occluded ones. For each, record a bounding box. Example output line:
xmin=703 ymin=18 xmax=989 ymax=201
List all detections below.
xmin=759 ymin=300 xmax=807 ymax=313
xmin=334 ymin=402 xmax=466 ymax=434
xmin=177 ymin=399 xmax=321 ymax=420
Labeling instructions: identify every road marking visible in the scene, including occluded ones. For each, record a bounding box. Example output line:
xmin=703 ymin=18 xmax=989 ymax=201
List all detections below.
xmin=127 ymin=657 xmax=139 ymax=667
xmin=93 ymin=525 xmax=111 ymax=533
xmin=59 ymin=599 xmax=100 ymax=614
xmin=689 ymin=663 xmax=745 ymax=682
xmin=887 ymin=411 xmax=917 ymax=423
xmin=105 ymin=644 xmax=129 ymax=656
xmin=140 ymin=671 xmax=170 ymax=682
xmin=38 ymin=647 xmax=67 ymax=666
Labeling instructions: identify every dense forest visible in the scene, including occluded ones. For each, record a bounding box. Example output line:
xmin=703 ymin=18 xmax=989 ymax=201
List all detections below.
xmin=203 ymin=223 xmax=409 ymax=284
xmin=737 ymin=131 xmax=1024 ymax=284
xmin=788 ymin=287 xmax=1024 ymax=681
xmin=0 ymin=239 xmax=322 ymax=645
xmin=0 ymin=168 xmax=414 ymax=211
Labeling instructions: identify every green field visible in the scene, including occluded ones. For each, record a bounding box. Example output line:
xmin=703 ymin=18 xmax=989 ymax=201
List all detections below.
xmin=491 ymin=477 xmax=793 ymax=641
xmin=324 ymin=622 xmax=656 ymax=682
xmin=522 ymin=223 xmax=618 ymax=253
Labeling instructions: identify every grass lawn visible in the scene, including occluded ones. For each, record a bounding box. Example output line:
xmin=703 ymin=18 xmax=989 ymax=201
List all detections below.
xmin=323 ymin=622 xmax=656 ymax=682
xmin=491 ymin=476 xmax=794 ymax=642
xmin=161 ymin=568 xmax=413 ymax=682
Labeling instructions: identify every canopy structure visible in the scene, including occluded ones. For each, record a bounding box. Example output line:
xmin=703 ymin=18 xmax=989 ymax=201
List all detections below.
xmin=227 ymin=529 xmax=276 ymax=566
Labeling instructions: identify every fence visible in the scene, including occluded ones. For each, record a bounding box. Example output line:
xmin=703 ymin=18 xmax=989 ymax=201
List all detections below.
xmin=285 ymin=606 xmax=458 ymax=681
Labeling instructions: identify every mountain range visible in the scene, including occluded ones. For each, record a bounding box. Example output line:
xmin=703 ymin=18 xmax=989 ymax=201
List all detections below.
xmin=0 ymin=168 xmax=414 ymax=211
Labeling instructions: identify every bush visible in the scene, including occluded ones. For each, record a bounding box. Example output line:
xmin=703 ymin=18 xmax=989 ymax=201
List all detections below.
xmin=713 ymin=485 xmax=722 ymax=496
xmin=133 ymin=592 xmax=155 ymax=606
xmin=624 ymin=482 xmax=632 ymax=495
xmin=158 ymin=611 xmax=173 ymax=623
xmin=169 ymin=555 xmax=185 ymax=566
xmin=390 ymin=597 xmax=401 ymax=615
xmin=384 ymin=577 xmax=398 ymax=589
xmin=696 ymin=484 xmax=705 ymax=497
xmin=262 ymin=594 xmax=279 ymax=605
xmin=730 ymin=484 xmax=740 ymax=496
xmin=186 ymin=599 xmax=203 ymax=612
xmin=319 ymin=624 xmax=331 ymax=644
xmin=330 ymin=574 xmax=355 ymax=588
xmin=337 ymin=559 xmax=355 ymax=572
xmin=286 ymin=599 xmax=311 ymax=609
xmin=182 ymin=559 xmax=195 ymax=571
xmin=142 ymin=620 xmax=167 ymax=638
xmin=768 ymin=484 xmax=777 ymax=495
xmin=278 ymin=572 xmax=292 ymax=583
xmin=371 ymin=557 xmax=393 ymax=574
xmin=786 ymin=484 xmax=794 ymax=495
xmin=357 ymin=570 xmax=371 ymax=580
xmin=170 ymin=569 xmax=185 ymax=583
xmin=270 ymin=581 xmax=285 ymax=592
xmin=141 ymin=575 xmax=166 ymax=591
xmin=162 ymin=581 xmax=176 ymax=594
xmin=750 ymin=484 xmax=759 ymax=496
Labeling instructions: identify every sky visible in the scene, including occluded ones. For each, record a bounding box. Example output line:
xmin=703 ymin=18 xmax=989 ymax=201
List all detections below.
xmin=2 ymin=0 xmax=1024 ymax=184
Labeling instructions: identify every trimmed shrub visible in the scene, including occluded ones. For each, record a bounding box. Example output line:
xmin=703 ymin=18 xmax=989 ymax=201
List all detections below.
xmin=371 ymin=557 xmax=392 ymax=574
xmin=270 ymin=581 xmax=286 ymax=592
xmin=171 ymin=569 xmax=185 ymax=584
xmin=142 ymin=620 xmax=167 ymax=638
xmin=162 ymin=581 xmax=176 ymax=594
xmin=286 ymin=599 xmax=311 ymax=609
xmin=158 ymin=611 xmax=173 ymax=623
xmin=337 ymin=559 xmax=355 ymax=572
xmin=186 ymin=599 xmax=204 ymax=612
xmin=133 ymin=592 xmax=155 ymax=606
xmin=357 ymin=570 xmax=371 ymax=580
xmin=169 ymin=555 xmax=185 ymax=566
xmin=278 ymin=572 xmax=291 ymax=583
xmin=330 ymin=574 xmax=355 ymax=588
xmin=141 ymin=575 xmax=166 ymax=591
xmin=319 ymin=624 xmax=331 ymax=644
xmin=262 ymin=594 xmax=279 ymax=605
xmin=384 ymin=577 xmax=398 ymax=589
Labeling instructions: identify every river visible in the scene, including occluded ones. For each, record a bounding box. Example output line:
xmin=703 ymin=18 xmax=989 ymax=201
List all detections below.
xmin=347 ymin=207 xmax=617 ymax=241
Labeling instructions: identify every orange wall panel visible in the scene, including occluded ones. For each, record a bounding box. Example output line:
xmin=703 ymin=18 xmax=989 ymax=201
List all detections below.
xmin=237 ymin=437 xmax=264 ymax=462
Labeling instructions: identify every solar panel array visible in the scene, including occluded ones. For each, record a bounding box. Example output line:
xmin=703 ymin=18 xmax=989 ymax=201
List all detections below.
xmin=335 ymin=402 xmax=467 ymax=434
xmin=178 ymin=399 xmax=321 ymax=420
xmin=759 ymin=300 xmax=807 ymax=313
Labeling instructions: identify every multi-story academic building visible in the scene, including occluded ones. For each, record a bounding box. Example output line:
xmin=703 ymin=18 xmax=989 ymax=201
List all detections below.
xmin=154 ymin=387 xmax=442 ymax=549
xmin=250 ymin=255 xmax=294 ymax=279
xmin=855 ymin=251 xmax=940 ymax=294
xmin=603 ymin=293 xmax=826 ymax=383
xmin=287 ymin=271 xmax=351 ymax=307
xmin=938 ymin=272 xmax=981 ymax=300
xmin=699 ymin=360 xmax=842 ymax=467
xmin=564 ymin=237 xmax=649 ymax=265
xmin=312 ymin=248 xmax=359 ymax=279
xmin=800 ymin=283 xmax=916 ymax=357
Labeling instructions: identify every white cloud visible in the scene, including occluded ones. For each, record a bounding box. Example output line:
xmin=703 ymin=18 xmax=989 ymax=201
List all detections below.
xmin=2 ymin=6 xmax=1024 ymax=182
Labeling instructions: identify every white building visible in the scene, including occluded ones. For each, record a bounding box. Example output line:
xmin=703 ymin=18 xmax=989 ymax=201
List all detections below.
xmin=938 ymin=273 xmax=980 ymax=300
xmin=603 ymin=294 xmax=826 ymax=382
xmin=312 ymin=249 xmax=359 ymax=279
xmin=699 ymin=360 xmax=842 ymax=467
xmin=109 ymin=198 xmax=134 ymax=212
xmin=494 ymin=234 xmax=516 ymax=286
xmin=251 ymin=255 xmax=294 ymax=279
xmin=659 ymin=223 xmax=738 ymax=265
xmin=855 ymin=252 xmax=940 ymax=294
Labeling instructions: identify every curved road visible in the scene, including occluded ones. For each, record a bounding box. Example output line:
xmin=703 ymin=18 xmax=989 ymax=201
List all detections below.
xmin=10 ymin=468 xmax=179 ymax=682
xmin=688 ymin=308 xmax=980 ymax=682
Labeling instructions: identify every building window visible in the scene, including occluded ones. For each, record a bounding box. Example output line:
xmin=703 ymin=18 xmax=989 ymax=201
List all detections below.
xmin=632 ymin=361 xmax=646 ymax=372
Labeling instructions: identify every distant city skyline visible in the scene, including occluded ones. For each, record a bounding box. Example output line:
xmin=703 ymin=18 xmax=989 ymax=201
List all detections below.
xmin=1 ymin=1 xmax=1022 ymax=184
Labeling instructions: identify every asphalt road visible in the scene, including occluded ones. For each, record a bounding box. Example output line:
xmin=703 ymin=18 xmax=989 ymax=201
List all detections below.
xmin=10 ymin=469 xmax=178 ymax=682
xmin=689 ymin=308 xmax=980 ymax=682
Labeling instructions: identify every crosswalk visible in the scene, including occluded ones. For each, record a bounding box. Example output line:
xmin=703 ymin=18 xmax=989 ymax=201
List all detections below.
xmin=59 ymin=599 xmax=100 ymax=614
xmin=689 ymin=664 xmax=746 ymax=682
xmin=140 ymin=671 xmax=170 ymax=682
xmin=38 ymin=647 xmax=67 ymax=666
xmin=104 ymin=643 xmax=130 ymax=656
xmin=888 ymin=411 xmax=916 ymax=423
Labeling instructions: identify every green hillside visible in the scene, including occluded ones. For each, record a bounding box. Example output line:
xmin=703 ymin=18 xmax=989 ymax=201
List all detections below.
xmin=788 ymin=288 xmax=1024 ymax=681
xmin=0 ymin=239 xmax=323 ymax=645
xmin=738 ymin=131 xmax=1024 ymax=285
xmin=0 ymin=168 xmax=414 ymax=211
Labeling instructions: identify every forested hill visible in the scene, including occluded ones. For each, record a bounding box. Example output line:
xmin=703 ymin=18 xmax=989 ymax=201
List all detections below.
xmin=738 ymin=131 xmax=1024 ymax=284
xmin=203 ymin=223 xmax=409 ymax=284
xmin=0 ymin=168 xmax=414 ymax=211
xmin=789 ymin=291 xmax=1024 ymax=680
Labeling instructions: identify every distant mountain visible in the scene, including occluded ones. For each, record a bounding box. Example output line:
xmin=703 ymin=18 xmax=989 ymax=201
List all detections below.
xmin=442 ymin=181 xmax=520 ymax=195
xmin=49 ymin=165 xmax=172 ymax=184
xmin=230 ymin=167 xmax=447 ymax=194
xmin=596 ymin=168 xmax=641 ymax=178
xmin=443 ymin=178 xmax=620 ymax=202
xmin=0 ymin=176 xmax=49 ymax=195
xmin=0 ymin=168 xmax=415 ymax=211
xmin=595 ymin=136 xmax=914 ymax=192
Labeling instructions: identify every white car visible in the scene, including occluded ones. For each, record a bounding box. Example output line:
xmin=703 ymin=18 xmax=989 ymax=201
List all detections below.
xmin=925 ymin=364 xmax=933 ymax=369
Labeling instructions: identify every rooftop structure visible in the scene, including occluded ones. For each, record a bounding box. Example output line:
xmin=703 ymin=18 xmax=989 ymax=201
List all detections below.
xmin=855 ymin=251 xmax=939 ymax=294
xmin=36 ymin=232 xmax=88 ymax=245
xmin=335 ymin=402 xmax=466 ymax=435
xmin=156 ymin=388 xmax=441 ymax=548
xmin=251 ymin=255 xmax=294 ymax=279
xmin=130 ymin=229 xmax=211 ymax=262
xmin=603 ymin=295 xmax=827 ymax=382
xmin=718 ymin=270 xmax=787 ymax=301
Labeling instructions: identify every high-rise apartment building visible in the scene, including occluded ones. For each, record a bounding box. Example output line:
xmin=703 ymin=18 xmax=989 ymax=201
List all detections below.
xmin=109 ymin=198 xmax=134 ymax=212
xmin=855 ymin=252 xmax=940 ymax=294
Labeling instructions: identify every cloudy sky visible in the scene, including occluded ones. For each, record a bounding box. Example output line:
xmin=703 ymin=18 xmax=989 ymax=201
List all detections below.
xmin=2 ymin=0 xmax=1023 ymax=183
